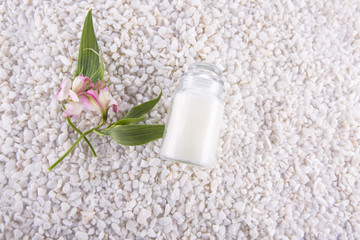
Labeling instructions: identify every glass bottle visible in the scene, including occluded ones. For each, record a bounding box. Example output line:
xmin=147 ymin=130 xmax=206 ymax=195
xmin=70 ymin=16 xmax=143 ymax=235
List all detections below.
xmin=160 ymin=63 xmax=224 ymax=168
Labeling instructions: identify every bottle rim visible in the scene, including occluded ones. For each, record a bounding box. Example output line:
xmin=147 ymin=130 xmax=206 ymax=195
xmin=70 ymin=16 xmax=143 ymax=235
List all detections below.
xmin=186 ymin=63 xmax=224 ymax=86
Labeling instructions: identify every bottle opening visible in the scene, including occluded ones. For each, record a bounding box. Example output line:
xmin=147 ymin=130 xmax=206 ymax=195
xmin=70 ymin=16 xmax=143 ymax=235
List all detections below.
xmin=187 ymin=63 xmax=224 ymax=86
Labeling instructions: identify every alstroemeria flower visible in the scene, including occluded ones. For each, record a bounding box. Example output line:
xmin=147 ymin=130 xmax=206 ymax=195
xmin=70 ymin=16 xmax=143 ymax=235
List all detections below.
xmin=57 ymin=75 xmax=94 ymax=102
xmin=57 ymin=75 xmax=94 ymax=118
xmin=82 ymin=87 xmax=118 ymax=117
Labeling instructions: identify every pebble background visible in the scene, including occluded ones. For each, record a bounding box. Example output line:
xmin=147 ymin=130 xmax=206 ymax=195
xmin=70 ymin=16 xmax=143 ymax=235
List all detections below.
xmin=1 ymin=0 xmax=360 ymax=239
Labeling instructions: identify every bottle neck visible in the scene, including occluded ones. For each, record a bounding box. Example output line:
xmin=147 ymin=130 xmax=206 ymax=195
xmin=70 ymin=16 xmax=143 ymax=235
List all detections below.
xmin=179 ymin=63 xmax=223 ymax=97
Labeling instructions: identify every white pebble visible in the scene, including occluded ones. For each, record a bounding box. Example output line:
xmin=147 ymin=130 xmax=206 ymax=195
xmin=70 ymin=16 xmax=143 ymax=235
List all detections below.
xmin=37 ymin=188 xmax=46 ymax=196
xmin=126 ymin=220 xmax=137 ymax=231
xmin=182 ymin=182 xmax=193 ymax=194
xmin=79 ymin=168 xmax=89 ymax=180
xmin=149 ymin=158 xmax=160 ymax=166
xmin=140 ymin=173 xmax=150 ymax=182
xmin=158 ymin=217 xmax=172 ymax=226
xmin=75 ymin=231 xmax=88 ymax=240
xmin=170 ymin=188 xmax=180 ymax=201
xmin=111 ymin=222 xmax=121 ymax=233
xmin=148 ymin=229 xmax=157 ymax=238
xmin=14 ymin=229 xmax=23 ymax=239
xmin=205 ymin=25 xmax=216 ymax=36
xmin=69 ymin=192 xmax=82 ymax=201
xmin=97 ymin=220 xmax=106 ymax=229
xmin=61 ymin=202 xmax=71 ymax=212
xmin=194 ymin=170 xmax=208 ymax=180
xmin=154 ymin=40 xmax=167 ymax=49
xmin=59 ymin=55 xmax=71 ymax=66
xmin=44 ymin=201 xmax=51 ymax=213
xmin=0 ymin=68 xmax=8 ymax=80
xmin=81 ymin=211 xmax=95 ymax=223
xmin=14 ymin=200 xmax=23 ymax=213
xmin=137 ymin=208 xmax=152 ymax=224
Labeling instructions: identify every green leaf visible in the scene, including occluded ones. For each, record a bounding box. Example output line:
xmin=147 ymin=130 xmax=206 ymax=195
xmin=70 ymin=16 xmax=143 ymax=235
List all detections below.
xmin=74 ymin=9 xmax=104 ymax=83
xmin=83 ymin=48 xmax=105 ymax=82
xmin=123 ymin=92 xmax=162 ymax=119
xmin=104 ymin=125 xmax=165 ymax=146
xmin=112 ymin=117 xmax=146 ymax=126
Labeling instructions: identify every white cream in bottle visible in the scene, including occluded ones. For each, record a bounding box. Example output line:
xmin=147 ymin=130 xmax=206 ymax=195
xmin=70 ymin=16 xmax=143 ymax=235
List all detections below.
xmin=160 ymin=63 xmax=224 ymax=168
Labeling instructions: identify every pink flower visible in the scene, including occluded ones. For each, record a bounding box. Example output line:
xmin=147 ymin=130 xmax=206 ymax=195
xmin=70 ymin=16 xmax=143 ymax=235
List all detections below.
xmin=64 ymin=102 xmax=84 ymax=118
xmin=82 ymin=87 xmax=118 ymax=117
xmin=57 ymin=75 xmax=93 ymax=102
xmin=56 ymin=78 xmax=72 ymax=102
xmin=56 ymin=76 xmax=94 ymax=118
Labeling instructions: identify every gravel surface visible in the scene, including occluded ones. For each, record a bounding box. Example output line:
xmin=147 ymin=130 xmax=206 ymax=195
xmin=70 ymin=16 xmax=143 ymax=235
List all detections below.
xmin=1 ymin=0 xmax=360 ymax=239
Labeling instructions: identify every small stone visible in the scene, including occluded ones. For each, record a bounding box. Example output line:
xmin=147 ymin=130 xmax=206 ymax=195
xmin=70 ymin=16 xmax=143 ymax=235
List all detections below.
xmin=14 ymin=200 xmax=23 ymax=213
xmin=164 ymin=204 xmax=171 ymax=216
xmin=44 ymin=201 xmax=51 ymax=213
xmin=62 ymin=183 xmax=71 ymax=193
xmin=154 ymin=40 xmax=167 ymax=49
xmin=124 ymin=211 xmax=134 ymax=219
xmin=75 ymin=231 xmax=88 ymax=240
xmin=59 ymin=55 xmax=71 ymax=66
xmin=61 ymin=202 xmax=71 ymax=212
xmin=158 ymin=217 xmax=171 ymax=226
xmin=137 ymin=208 xmax=152 ymax=224
xmin=79 ymin=168 xmax=89 ymax=180
xmin=37 ymin=188 xmax=46 ymax=196
xmin=158 ymin=26 xmax=167 ymax=35
xmin=179 ymin=174 xmax=188 ymax=187
xmin=113 ymin=210 xmax=122 ymax=218
xmin=81 ymin=211 xmax=95 ymax=224
xmin=149 ymin=158 xmax=160 ymax=166
xmin=110 ymin=45 xmax=117 ymax=53
xmin=58 ymin=132 xmax=68 ymax=145
xmin=14 ymin=229 xmax=23 ymax=239
xmin=148 ymin=229 xmax=157 ymax=238
xmin=36 ymin=72 xmax=46 ymax=82
xmin=170 ymin=188 xmax=180 ymax=201
xmin=140 ymin=173 xmax=150 ymax=182
xmin=97 ymin=220 xmax=106 ymax=230
xmin=153 ymin=205 xmax=163 ymax=216
xmin=182 ymin=182 xmax=193 ymax=194
xmin=194 ymin=171 xmax=208 ymax=180
xmin=234 ymin=201 xmax=245 ymax=213
xmin=28 ymin=119 xmax=36 ymax=129
xmin=126 ymin=220 xmax=137 ymax=231
xmin=111 ymin=222 xmax=121 ymax=233
xmin=0 ymin=67 xmax=8 ymax=80
xmin=69 ymin=192 xmax=82 ymax=201
xmin=205 ymin=25 xmax=216 ymax=36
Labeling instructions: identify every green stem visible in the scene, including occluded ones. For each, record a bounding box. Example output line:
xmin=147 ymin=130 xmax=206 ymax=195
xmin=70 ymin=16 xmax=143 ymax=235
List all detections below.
xmin=48 ymin=120 xmax=104 ymax=171
xmin=93 ymin=129 xmax=105 ymax=137
xmin=66 ymin=117 xmax=97 ymax=158
xmin=62 ymin=103 xmax=97 ymax=157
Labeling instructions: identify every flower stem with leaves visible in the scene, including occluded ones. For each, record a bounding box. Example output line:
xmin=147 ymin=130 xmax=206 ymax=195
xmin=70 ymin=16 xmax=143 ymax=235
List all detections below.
xmin=49 ymin=9 xmax=164 ymax=171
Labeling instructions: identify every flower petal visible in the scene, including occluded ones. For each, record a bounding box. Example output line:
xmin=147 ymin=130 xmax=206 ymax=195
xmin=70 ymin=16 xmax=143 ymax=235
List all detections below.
xmin=110 ymin=97 xmax=118 ymax=113
xmin=71 ymin=76 xmax=83 ymax=93
xmin=72 ymin=75 xmax=91 ymax=94
xmin=69 ymin=90 xmax=79 ymax=102
xmin=94 ymin=80 xmax=104 ymax=91
xmin=64 ymin=102 xmax=84 ymax=118
xmin=56 ymin=78 xmax=71 ymax=101
xmin=98 ymin=87 xmax=118 ymax=114
xmin=83 ymin=78 xmax=94 ymax=91
xmin=98 ymin=87 xmax=110 ymax=108
xmin=101 ymin=88 xmax=118 ymax=113
xmin=83 ymin=90 xmax=104 ymax=113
